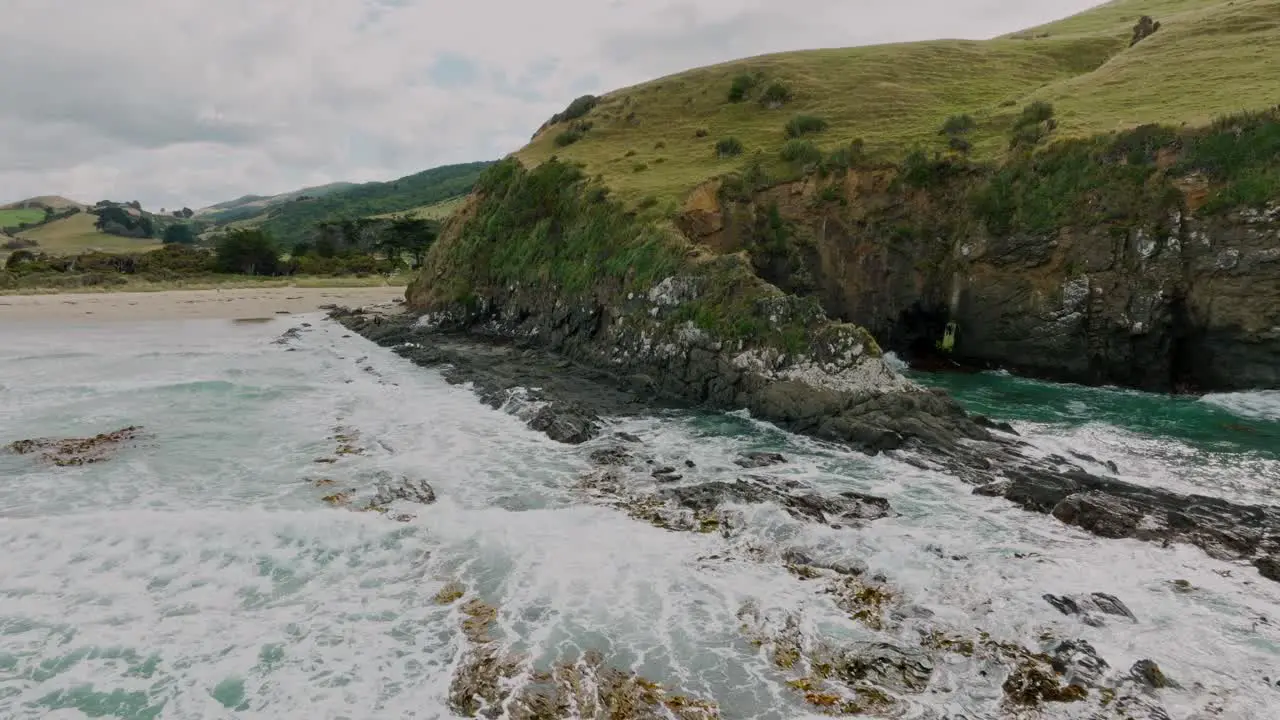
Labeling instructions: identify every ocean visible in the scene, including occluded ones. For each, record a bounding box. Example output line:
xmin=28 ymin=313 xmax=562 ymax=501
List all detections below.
xmin=1 ymin=314 xmax=1277 ymax=718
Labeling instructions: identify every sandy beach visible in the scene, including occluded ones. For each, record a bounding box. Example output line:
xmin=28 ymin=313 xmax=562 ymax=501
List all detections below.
xmin=0 ymin=286 xmax=406 ymax=322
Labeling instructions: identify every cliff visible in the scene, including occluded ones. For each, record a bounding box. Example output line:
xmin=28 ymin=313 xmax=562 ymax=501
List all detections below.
xmin=682 ymin=112 xmax=1280 ymax=392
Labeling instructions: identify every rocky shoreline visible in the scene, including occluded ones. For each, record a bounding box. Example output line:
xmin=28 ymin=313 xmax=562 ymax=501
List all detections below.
xmin=331 ymin=304 xmax=1280 ymax=588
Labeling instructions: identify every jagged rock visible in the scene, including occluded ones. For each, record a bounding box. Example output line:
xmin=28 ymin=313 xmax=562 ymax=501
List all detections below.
xmin=334 ymin=310 xmax=1280 ymax=581
xmin=1256 ymin=555 xmax=1280 ymax=582
xmin=589 ymin=446 xmax=632 ymax=466
xmin=657 ymin=479 xmax=894 ymax=526
xmin=1043 ymin=593 xmax=1136 ymax=626
xmin=1089 ymin=592 xmax=1137 ymax=620
xmin=734 ymin=452 xmax=787 ymax=468
xmin=368 ymin=475 xmax=437 ymax=507
xmin=1049 ymin=640 xmax=1110 ymax=688
xmin=825 ymin=642 xmax=934 ymax=693
xmin=5 ymin=426 xmax=146 ymax=466
xmin=528 ymin=402 xmax=601 ymax=444
xmin=782 ymin=548 xmax=869 ymax=577
xmin=1130 ymin=659 xmax=1176 ymax=689
xmin=1002 ymin=659 xmax=1088 ymax=705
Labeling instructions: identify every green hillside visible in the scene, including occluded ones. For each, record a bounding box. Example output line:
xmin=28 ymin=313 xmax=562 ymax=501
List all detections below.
xmin=517 ymin=0 xmax=1280 ymax=204
xmin=13 ymin=213 xmax=163 ymax=255
xmin=207 ymin=162 xmax=494 ymax=246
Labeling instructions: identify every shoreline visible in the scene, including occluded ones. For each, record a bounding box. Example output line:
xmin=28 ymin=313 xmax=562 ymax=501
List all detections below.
xmin=0 ymin=286 xmax=405 ymax=322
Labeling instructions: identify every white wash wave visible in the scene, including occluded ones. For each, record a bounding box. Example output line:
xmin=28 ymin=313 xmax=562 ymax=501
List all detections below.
xmin=1 ymin=316 xmax=1278 ymax=718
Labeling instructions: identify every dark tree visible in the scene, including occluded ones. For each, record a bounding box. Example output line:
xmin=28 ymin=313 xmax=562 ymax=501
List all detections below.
xmin=214 ymin=229 xmax=280 ymax=275
xmin=162 ymin=223 xmax=197 ymax=245
xmin=180 ymin=207 xmax=194 ymax=219
xmin=379 ymin=216 xmax=439 ymax=268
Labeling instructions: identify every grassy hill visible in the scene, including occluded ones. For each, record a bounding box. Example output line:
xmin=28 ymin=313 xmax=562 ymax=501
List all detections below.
xmin=198 ymin=182 xmax=357 ymax=223
xmin=369 ymin=196 xmax=465 ymax=221
xmin=202 ymin=162 xmax=493 ymax=246
xmin=14 ymin=213 xmax=162 ymax=255
xmin=516 ymin=0 xmax=1280 ymax=204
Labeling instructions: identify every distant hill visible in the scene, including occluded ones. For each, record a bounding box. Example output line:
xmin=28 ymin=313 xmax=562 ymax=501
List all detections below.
xmin=1 ymin=196 xmax=88 ymax=212
xmin=205 ymin=161 xmax=494 ymax=247
xmin=198 ymin=182 xmax=358 ymax=222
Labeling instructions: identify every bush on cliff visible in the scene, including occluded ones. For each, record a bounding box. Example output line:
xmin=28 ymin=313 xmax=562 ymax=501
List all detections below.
xmin=426 ymin=158 xmax=680 ymax=300
xmin=785 ymin=115 xmax=828 ymax=139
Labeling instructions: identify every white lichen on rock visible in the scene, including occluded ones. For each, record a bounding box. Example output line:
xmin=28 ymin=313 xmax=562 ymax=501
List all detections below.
xmin=647 ymin=276 xmax=700 ymax=307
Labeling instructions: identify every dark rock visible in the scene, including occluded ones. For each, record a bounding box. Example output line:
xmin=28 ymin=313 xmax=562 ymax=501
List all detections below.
xmin=684 ymin=459 xmax=696 ymax=468
xmin=1050 ymin=640 xmax=1109 ymax=689
xmin=528 ymin=402 xmax=600 ymax=444
xmin=974 ymin=415 xmax=1019 ymax=435
xmin=1256 ymin=555 xmax=1280 ymax=582
xmin=734 ymin=452 xmax=787 ymax=468
xmin=1130 ymin=659 xmax=1176 ymax=689
xmin=828 ymin=642 xmax=934 ymax=693
xmin=1090 ymin=592 xmax=1136 ymax=621
xmin=614 ymin=432 xmax=642 ymax=443
xmin=652 ymin=467 xmax=683 ymax=482
xmin=589 ymin=447 xmax=632 ymax=466
xmin=1043 ymin=593 xmax=1135 ymax=626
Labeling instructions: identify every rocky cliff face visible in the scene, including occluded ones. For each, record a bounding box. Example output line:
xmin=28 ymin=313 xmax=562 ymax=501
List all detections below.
xmin=685 ymin=176 xmax=1280 ymax=394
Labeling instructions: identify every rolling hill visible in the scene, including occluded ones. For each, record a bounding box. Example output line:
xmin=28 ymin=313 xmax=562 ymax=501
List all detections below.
xmin=517 ymin=0 xmax=1280 ymax=204
xmin=202 ymin=162 xmax=494 ymax=246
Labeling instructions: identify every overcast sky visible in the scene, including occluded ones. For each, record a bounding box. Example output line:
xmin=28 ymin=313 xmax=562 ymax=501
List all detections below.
xmin=0 ymin=0 xmax=1101 ymax=210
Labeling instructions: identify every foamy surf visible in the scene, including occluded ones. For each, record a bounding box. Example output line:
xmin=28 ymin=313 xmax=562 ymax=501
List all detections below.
xmin=1 ymin=315 xmax=1277 ymax=718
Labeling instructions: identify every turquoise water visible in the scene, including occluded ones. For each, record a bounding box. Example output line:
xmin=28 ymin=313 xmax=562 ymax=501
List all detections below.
xmin=1 ymin=317 xmax=1278 ymax=719
xmin=921 ymin=369 xmax=1280 ymax=457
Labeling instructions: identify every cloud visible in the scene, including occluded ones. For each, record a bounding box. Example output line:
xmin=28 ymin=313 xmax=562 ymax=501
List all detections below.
xmin=0 ymin=0 xmax=1101 ymax=209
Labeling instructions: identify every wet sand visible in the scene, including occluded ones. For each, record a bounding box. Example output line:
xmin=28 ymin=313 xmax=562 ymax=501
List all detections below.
xmin=0 ymin=286 xmax=405 ymax=322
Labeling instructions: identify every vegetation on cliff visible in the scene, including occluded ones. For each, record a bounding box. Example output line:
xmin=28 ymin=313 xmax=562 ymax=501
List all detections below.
xmin=412 ymin=158 xmax=876 ymax=353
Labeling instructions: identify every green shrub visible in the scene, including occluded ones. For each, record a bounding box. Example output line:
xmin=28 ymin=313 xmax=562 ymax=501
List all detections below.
xmin=554 ymin=120 xmax=593 ymax=147
xmin=900 ymin=149 xmax=967 ymax=189
xmin=821 ymin=139 xmax=866 ymax=173
xmin=436 ymin=158 xmax=680 ymax=297
xmin=546 ymin=95 xmax=599 ymax=127
xmin=632 ymin=162 xmax=649 ymax=173
xmin=785 ymin=115 xmax=828 ymax=138
xmin=779 ymin=139 xmax=822 ymax=165
xmin=759 ymin=82 xmax=793 ymax=108
xmin=728 ymin=74 xmax=758 ymax=102
xmin=1009 ymin=101 xmax=1057 ymax=149
xmin=715 ymin=137 xmax=745 ymax=158
xmin=939 ymin=114 xmax=977 ymax=137
xmin=694 ymin=128 xmax=709 ymax=138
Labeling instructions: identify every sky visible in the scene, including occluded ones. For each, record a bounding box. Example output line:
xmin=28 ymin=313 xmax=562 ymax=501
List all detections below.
xmin=0 ymin=0 xmax=1103 ymax=210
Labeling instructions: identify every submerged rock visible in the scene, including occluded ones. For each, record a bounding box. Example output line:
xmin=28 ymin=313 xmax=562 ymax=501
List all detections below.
xmin=734 ymin=452 xmax=787 ymax=468
xmin=5 ymin=425 xmax=146 ymax=466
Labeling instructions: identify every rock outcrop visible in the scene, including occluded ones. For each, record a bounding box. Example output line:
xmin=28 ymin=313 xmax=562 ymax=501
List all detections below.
xmin=690 ymin=171 xmax=1280 ymax=395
